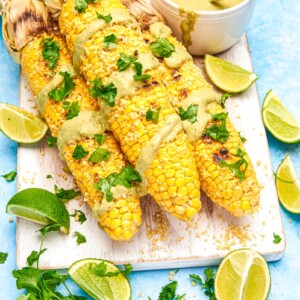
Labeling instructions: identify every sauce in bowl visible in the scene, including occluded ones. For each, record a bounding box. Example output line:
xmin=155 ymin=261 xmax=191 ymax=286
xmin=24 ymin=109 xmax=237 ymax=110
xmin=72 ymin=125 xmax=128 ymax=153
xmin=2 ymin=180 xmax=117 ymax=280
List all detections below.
xmin=171 ymin=0 xmax=245 ymax=11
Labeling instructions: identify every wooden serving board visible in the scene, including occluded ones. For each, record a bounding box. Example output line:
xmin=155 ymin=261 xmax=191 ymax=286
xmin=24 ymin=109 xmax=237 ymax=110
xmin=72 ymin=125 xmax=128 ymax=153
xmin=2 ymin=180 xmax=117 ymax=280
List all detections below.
xmin=16 ymin=35 xmax=285 ymax=270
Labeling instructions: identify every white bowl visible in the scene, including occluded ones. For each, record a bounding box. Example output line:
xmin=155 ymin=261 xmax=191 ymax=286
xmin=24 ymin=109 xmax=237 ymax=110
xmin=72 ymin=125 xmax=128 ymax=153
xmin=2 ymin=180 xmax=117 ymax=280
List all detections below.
xmin=150 ymin=0 xmax=256 ymax=55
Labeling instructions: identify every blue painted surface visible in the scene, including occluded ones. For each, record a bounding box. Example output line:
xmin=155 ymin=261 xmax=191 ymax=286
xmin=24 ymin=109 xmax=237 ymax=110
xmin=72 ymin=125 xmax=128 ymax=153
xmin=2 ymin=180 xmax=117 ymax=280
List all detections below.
xmin=0 ymin=0 xmax=299 ymax=298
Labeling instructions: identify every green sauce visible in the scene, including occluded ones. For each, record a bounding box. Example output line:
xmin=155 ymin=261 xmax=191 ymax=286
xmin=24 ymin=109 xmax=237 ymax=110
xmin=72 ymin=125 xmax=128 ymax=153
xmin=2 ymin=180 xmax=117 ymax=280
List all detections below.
xmin=179 ymin=8 xmax=198 ymax=49
xmin=173 ymin=0 xmax=244 ymax=11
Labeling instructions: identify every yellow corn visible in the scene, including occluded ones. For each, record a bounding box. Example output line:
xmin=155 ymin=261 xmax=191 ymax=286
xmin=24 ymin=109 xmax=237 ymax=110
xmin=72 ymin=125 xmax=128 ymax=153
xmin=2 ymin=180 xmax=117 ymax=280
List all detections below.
xmin=59 ymin=0 xmax=202 ymax=221
xmin=21 ymin=34 xmax=142 ymax=240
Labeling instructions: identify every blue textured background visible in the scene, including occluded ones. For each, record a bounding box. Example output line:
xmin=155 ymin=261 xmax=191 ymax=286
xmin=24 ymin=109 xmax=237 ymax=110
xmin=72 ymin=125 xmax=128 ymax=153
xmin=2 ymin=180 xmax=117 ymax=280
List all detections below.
xmin=0 ymin=0 xmax=299 ymax=299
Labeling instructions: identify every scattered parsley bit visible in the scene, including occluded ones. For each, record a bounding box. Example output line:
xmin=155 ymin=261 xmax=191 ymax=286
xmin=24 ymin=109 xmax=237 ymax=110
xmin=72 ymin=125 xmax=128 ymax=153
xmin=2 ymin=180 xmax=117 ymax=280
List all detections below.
xmin=40 ymin=37 xmax=60 ymax=69
xmin=47 ymin=135 xmax=57 ymax=148
xmin=48 ymin=72 xmax=75 ymax=102
xmin=146 ymin=107 xmax=161 ymax=123
xmin=238 ymin=131 xmax=247 ymax=143
xmin=190 ymin=268 xmax=216 ymax=300
xmin=1 ymin=171 xmax=17 ymax=182
xmin=133 ymin=61 xmax=151 ymax=81
xmin=94 ymin=133 xmax=107 ymax=145
xmin=158 ymin=281 xmax=185 ymax=300
xmin=90 ymin=262 xmax=133 ymax=280
xmin=96 ymin=12 xmax=112 ymax=23
xmin=89 ymin=147 xmax=110 ymax=163
xmin=205 ymin=112 xmax=229 ymax=144
xmin=70 ymin=209 xmax=87 ymax=224
xmin=273 ymin=233 xmax=282 ymax=244
xmin=220 ymin=93 xmax=231 ymax=108
xmin=72 ymin=144 xmax=89 ymax=160
xmin=46 ymin=174 xmax=52 ymax=179
xmin=178 ymin=104 xmax=198 ymax=124
xmin=75 ymin=0 xmax=98 ymax=13
xmin=150 ymin=37 xmax=175 ymax=58
xmin=117 ymin=53 xmax=137 ymax=71
xmin=95 ymin=165 xmax=142 ymax=202
xmin=62 ymin=101 xmax=81 ymax=120
xmin=0 ymin=252 xmax=8 ymax=264
xmin=74 ymin=231 xmax=86 ymax=245
xmin=89 ymin=78 xmax=117 ymax=107
xmin=103 ymin=34 xmax=117 ymax=49
xmin=54 ymin=185 xmax=81 ymax=202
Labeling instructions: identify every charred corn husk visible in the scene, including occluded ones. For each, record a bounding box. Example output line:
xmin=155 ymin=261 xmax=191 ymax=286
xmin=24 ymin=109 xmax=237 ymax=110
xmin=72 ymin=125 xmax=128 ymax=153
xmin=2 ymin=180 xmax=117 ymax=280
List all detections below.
xmin=59 ymin=0 xmax=202 ymax=221
xmin=3 ymin=0 xmax=142 ymax=240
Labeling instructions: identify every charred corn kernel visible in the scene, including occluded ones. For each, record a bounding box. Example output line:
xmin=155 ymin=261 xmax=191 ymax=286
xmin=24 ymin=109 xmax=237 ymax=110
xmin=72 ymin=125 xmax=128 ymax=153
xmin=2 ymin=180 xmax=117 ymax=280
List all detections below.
xmin=21 ymin=34 xmax=142 ymax=241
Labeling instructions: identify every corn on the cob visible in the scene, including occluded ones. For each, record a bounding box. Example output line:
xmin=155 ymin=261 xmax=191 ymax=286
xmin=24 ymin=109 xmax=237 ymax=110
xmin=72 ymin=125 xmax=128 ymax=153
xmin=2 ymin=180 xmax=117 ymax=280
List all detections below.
xmin=59 ymin=0 xmax=202 ymax=221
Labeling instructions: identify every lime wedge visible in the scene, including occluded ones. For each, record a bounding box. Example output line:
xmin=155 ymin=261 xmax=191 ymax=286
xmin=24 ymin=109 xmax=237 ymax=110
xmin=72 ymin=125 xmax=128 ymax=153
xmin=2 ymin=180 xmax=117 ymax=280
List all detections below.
xmin=6 ymin=188 xmax=70 ymax=233
xmin=69 ymin=259 xmax=131 ymax=300
xmin=275 ymin=155 xmax=300 ymax=214
xmin=204 ymin=55 xmax=258 ymax=93
xmin=215 ymin=249 xmax=271 ymax=300
xmin=262 ymin=90 xmax=300 ymax=143
xmin=0 ymin=103 xmax=48 ymax=143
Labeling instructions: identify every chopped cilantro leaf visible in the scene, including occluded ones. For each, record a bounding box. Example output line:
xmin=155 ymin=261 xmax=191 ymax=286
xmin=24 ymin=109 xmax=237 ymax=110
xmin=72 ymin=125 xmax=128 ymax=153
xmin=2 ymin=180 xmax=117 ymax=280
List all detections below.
xmin=95 ymin=165 xmax=142 ymax=202
xmin=47 ymin=135 xmax=57 ymax=148
xmin=89 ymin=78 xmax=117 ymax=107
xmin=220 ymin=93 xmax=231 ymax=108
xmin=89 ymin=147 xmax=110 ymax=163
xmin=146 ymin=107 xmax=161 ymax=123
xmin=48 ymin=72 xmax=75 ymax=102
xmin=1 ymin=171 xmax=17 ymax=182
xmin=117 ymin=53 xmax=137 ymax=71
xmin=75 ymin=0 xmax=98 ymax=13
xmin=103 ymin=34 xmax=117 ymax=49
xmin=94 ymin=133 xmax=107 ymax=145
xmin=133 ymin=73 xmax=151 ymax=81
xmin=273 ymin=233 xmax=282 ymax=244
xmin=0 ymin=252 xmax=8 ymax=264
xmin=90 ymin=262 xmax=133 ymax=280
xmin=238 ymin=131 xmax=247 ymax=143
xmin=62 ymin=101 xmax=81 ymax=120
xmin=178 ymin=104 xmax=198 ymax=123
xmin=39 ymin=224 xmax=60 ymax=237
xmin=158 ymin=281 xmax=177 ymax=300
xmin=46 ymin=174 xmax=52 ymax=179
xmin=150 ymin=37 xmax=175 ymax=58
xmin=134 ymin=61 xmax=143 ymax=75
xmin=54 ymin=185 xmax=81 ymax=201
xmin=72 ymin=144 xmax=89 ymax=160
xmin=74 ymin=231 xmax=86 ymax=245
xmin=96 ymin=12 xmax=112 ymax=23
xmin=205 ymin=112 xmax=229 ymax=144
xmin=70 ymin=209 xmax=87 ymax=224
xmin=40 ymin=37 xmax=60 ymax=69
xmin=27 ymin=249 xmax=47 ymax=267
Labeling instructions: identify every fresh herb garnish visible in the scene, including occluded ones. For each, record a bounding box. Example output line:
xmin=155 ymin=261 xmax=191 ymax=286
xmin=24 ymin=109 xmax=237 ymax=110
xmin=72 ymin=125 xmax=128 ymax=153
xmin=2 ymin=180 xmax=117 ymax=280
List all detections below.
xmin=54 ymin=185 xmax=81 ymax=202
xmin=190 ymin=268 xmax=216 ymax=300
xmin=150 ymin=37 xmax=175 ymax=58
xmin=46 ymin=175 xmax=52 ymax=179
xmin=0 ymin=252 xmax=8 ymax=264
xmin=89 ymin=147 xmax=110 ymax=163
xmin=90 ymin=262 xmax=133 ymax=280
xmin=47 ymin=135 xmax=57 ymax=148
xmin=273 ymin=233 xmax=282 ymax=244
xmin=72 ymin=144 xmax=89 ymax=160
xmin=95 ymin=165 xmax=142 ymax=202
xmin=62 ymin=101 xmax=81 ymax=120
xmin=89 ymin=78 xmax=117 ymax=107
xmin=1 ymin=171 xmax=17 ymax=182
xmin=205 ymin=112 xmax=229 ymax=144
xmin=158 ymin=281 xmax=185 ymax=300
xmin=48 ymin=72 xmax=75 ymax=102
xmin=133 ymin=61 xmax=151 ymax=81
xmin=96 ymin=12 xmax=112 ymax=23
xmin=103 ymin=34 xmax=117 ymax=49
xmin=94 ymin=133 xmax=107 ymax=145
xmin=74 ymin=231 xmax=86 ymax=245
xmin=117 ymin=53 xmax=137 ymax=71
xmin=178 ymin=104 xmax=198 ymax=124
xmin=40 ymin=38 xmax=60 ymax=69
xmin=146 ymin=107 xmax=161 ymax=123
xmin=70 ymin=210 xmax=87 ymax=224
xmin=220 ymin=93 xmax=231 ymax=108
xmin=75 ymin=0 xmax=98 ymax=13
xmin=238 ymin=131 xmax=247 ymax=143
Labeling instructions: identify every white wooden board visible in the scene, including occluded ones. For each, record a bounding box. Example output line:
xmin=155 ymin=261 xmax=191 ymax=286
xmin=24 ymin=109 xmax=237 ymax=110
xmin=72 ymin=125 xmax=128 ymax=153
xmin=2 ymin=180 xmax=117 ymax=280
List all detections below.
xmin=16 ymin=35 xmax=285 ymax=270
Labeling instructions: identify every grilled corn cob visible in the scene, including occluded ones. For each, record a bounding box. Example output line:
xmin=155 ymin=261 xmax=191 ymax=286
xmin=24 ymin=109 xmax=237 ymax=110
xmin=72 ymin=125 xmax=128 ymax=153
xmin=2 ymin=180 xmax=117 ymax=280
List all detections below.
xmin=4 ymin=0 xmax=142 ymax=240
xmin=59 ymin=0 xmax=202 ymax=221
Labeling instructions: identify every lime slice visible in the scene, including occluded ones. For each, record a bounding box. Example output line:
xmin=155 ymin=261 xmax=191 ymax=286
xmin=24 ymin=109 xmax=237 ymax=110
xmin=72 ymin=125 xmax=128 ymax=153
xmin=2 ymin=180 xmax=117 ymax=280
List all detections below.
xmin=215 ymin=249 xmax=271 ymax=300
xmin=6 ymin=188 xmax=70 ymax=233
xmin=0 ymin=103 xmax=48 ymax=143
xmin=204 ymin=55 xmax=258 ymax=93
xmin=262 ymin=90 xmax=300 ymax=143
xmin=275 ymin=155 xmax=300 ymax=213
xmin=69 ymin=258 xmax=131 ymax=300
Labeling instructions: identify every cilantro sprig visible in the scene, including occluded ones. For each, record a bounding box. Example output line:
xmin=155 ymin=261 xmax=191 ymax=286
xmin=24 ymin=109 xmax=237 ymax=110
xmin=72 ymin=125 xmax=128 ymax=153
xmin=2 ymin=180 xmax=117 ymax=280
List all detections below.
xmin=74 ymin=231 xmax=86 ymax=245
xmin=1 ymin=171 xmax=17 ymax=182
xmin=150 ymin=37 xmax=175 ymax=58
xmin=117 ymin=53 xmax=137 ymax=71
xmin=75 ymin=0 xmax=98 ymax=13
xmin=178 ymin=104 xmax=198 ymax=124
xmin=40 ymin=38 xmax=60 ymax=69
xmin=133 ymin=62 xmax=151 ymax=81
xmin=90 ymin=261 xmax=133 ymax=280
xmin=62 ymin=101 xmax=81 ymax=120
xmin=0 ymin=252 xmax=8 ymax=264
xmin=72 ymin=145 xmax=89 ymax=160
xmin=70 ymin=210 xmax=87 ymax=224
xmin=89 ymin=78 xmax=117 ymax=107
xmin=48 ymin=72 xmax=75 ymax=102
xmin=220 ymin=93 xmax=231 ymax=108
xmin=103 ymin=34 xmax=117 ymax=49
xmin=158 ymin=281 xmax=185 ymax=300
xmin=205 ymin=112 xmax=229 ymax=144
xmin=47 ymin=135 xmax=57 ymax=148
xmin=95 ymin=165 xmax=142 ymax=202
xmin=96 ymin=12 xmax=112 ymax=23
xmin=54 ymin=185 xmax=81 ymax=202
xmin=273 ymin=233 xmax=282 ymax=244
xmin=94 ymin=133 xmax=107 ymax=145
xmin=146 ymin=107 xmax=161 ymax=123
xmin=89 ymin=147 xmax=110 ymax=163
